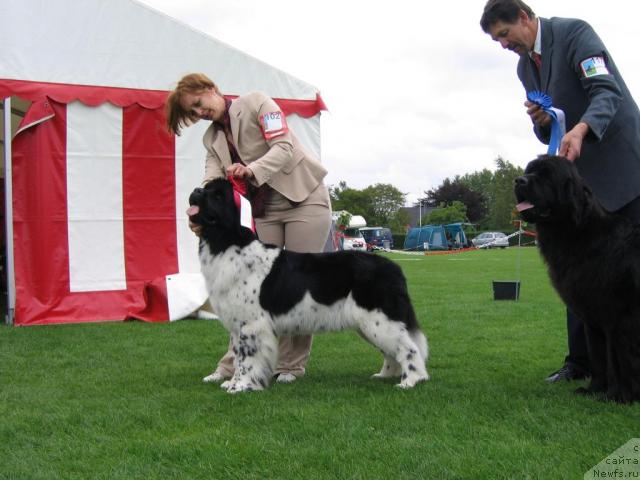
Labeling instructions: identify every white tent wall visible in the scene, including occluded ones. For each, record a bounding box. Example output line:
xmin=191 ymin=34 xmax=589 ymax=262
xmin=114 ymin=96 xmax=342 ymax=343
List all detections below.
xmin=0 ymin=0 xmax=325 ymax=325
xmin=1 ymin=0 xmax=322 ymax=157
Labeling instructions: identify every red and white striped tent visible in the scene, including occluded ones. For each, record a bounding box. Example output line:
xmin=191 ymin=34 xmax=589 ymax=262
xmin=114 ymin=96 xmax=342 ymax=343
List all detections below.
xmin=0 ymin=0 xmax=326 ymax=326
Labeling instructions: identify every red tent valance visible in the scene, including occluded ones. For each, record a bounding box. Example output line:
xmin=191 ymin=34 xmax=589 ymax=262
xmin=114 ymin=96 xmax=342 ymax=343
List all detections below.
xmin=0 ymin=79 xmax=327 ymax=117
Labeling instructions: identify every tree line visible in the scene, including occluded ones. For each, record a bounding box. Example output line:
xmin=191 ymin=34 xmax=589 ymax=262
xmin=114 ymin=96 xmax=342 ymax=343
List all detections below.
xmin=329 ymin=157 xmax=524 ymax=233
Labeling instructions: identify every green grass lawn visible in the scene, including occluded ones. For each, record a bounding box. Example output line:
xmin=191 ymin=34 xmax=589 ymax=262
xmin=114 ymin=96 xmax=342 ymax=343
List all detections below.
xmin=1 ymin=248 xmax=638 ymax=480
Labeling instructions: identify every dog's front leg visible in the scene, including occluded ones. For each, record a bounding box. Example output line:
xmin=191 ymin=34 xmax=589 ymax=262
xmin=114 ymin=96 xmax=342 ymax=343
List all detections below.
xmin=577 ymin=324 xmax=607 ymax=397
xmin=605 ymin=322 xmax=638 ymax=404
xmin=225 ymin=321 xmax=278 ymax=394
xmin=219 ymin=332 xmax=241 ymax=391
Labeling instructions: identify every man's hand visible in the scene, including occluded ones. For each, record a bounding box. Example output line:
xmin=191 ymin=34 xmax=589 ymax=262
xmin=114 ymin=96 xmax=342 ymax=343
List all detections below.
xmin=189 ymin=220 xmax=202 ymax=237
xmin=226 ymin=163 xmax=254 ymax=179
xmin=559 ymin=122 xmax=590 ymax=162
xmin=524 ymin=100 xmax=552 ymax=127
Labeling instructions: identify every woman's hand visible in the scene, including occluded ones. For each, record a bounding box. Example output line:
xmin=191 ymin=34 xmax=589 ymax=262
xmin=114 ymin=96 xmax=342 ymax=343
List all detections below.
xmin=189 ymin=220 xmax=202 ymax=237
xmin=226 ymin=163 xmax=255 ymax=179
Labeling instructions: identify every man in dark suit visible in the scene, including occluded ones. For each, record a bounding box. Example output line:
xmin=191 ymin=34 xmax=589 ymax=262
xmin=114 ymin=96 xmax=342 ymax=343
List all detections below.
xmin=481 ymin=0 xmax=640 ymax=383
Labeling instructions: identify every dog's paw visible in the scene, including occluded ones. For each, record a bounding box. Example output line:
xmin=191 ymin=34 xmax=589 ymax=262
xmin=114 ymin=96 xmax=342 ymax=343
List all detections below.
xmin=602 ymin=387 xmax=634 ymax=404
xmin=574 ymin=386 xmax=594 ymax=396
xmin=275 ymin=373 xmax=297 ymax=384
xmin=220 ymin=380 xmax=233 ymax=390
xmin=395 ymin=382 xmax=413 ymax=390
xmin=396 ymin=374 xmax=429 ymax=389
xmin=226 ymin=381 xmax=263 ymax=394
xmin=371 ymin=368 xmax=404 ymax=379
xmin=226 ymin=385 xmax=253 ymax=394
xmin=203 ymin=371 xmax=228 ymax=383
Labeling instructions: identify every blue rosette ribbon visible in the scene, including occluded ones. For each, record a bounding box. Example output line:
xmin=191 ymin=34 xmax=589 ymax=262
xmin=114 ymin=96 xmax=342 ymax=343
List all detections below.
xmin=526 ymin=91 xmax=566 ymax=155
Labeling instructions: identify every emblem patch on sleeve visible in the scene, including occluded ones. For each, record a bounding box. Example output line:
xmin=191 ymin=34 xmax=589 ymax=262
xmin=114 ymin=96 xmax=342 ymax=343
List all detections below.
xmin=259 ymin=111 xmax=289 ymax=140
xmin=580 ymin=56 xmax=609 ymax=78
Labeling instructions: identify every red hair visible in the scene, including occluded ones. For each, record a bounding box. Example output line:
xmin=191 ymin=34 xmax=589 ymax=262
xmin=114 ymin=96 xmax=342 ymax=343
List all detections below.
xmin=165 ymin=73 xmax=220 ymax=135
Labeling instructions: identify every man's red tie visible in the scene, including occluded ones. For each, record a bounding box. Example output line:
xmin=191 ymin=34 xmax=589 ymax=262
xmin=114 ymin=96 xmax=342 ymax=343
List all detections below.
xmin=532 ymin=52 xmax=542 ymax=71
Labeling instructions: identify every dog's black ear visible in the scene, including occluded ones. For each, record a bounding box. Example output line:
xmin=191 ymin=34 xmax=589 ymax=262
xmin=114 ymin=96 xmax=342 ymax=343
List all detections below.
xmin=564 ymin=176 xmax=590 ymax=226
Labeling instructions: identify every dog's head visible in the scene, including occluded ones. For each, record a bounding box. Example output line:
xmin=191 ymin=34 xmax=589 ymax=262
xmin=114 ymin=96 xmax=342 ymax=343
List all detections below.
xmin=514 ymin=155 xmax=594 ymax=226
xmin=188 ymin=178 xmax=255 ymax=250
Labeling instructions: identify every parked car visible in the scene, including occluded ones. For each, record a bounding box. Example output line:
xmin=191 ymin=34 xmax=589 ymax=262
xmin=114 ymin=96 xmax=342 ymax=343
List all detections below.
xmin=471 ymin=231 xmax=509 ymax=249
xmin=341 ymin=228 xmax=367 ymax=251
xmin=359 ymin=227 xmax=394 ymax=251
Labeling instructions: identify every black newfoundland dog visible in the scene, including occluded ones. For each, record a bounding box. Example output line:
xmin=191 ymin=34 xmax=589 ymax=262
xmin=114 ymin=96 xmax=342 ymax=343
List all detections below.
xmin=187 ymin=178 xmax=429 ymax=393
xmin=515 ymin=155 xmax=640 ymax=403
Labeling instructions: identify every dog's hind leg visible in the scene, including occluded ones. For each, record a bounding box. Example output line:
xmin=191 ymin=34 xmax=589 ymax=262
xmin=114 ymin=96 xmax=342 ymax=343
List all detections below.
xmin=395 ymin=328 xmax=430 ymax=388
xmin=372 ymin=355 xmax=402 ymax=379
xmin=357 ymin=330 xmax=401 ymax=378
xmin=410 ymin=329 xmax=429 ymax=368
xmin=370 ymin=331 xmax=429 ymax=380
xmin=606 ymin=320 xmax=640 ymax=404
xmin=358 ymin=312 xmax=429 ymax=388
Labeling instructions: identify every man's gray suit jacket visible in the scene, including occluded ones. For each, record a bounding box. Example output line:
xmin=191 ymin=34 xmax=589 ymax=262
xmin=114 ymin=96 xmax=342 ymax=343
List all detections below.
xmin=517 ymin=16 xmax=640 ymax=211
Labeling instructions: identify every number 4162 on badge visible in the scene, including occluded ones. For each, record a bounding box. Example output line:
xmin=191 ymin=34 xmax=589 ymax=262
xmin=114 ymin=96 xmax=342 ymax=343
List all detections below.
xmin=260 ymin=111 xmax=289 ymax=140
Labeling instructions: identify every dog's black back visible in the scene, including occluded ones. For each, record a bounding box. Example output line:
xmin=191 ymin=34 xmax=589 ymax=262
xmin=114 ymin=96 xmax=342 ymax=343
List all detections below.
xmin=260 ymin=249 xmax=418 ymax=329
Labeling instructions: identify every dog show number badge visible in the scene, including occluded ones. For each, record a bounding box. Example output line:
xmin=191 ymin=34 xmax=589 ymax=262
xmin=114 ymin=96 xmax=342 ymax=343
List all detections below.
xmin=260 ymin=111 xmax=288 ymax=140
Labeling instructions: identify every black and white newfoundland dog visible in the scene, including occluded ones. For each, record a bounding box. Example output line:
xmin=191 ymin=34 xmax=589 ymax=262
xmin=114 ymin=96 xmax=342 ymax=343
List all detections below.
xmin=515 ymin=155 xmax=640 ymax=403
xmin=187 ymin=178 xmax=429 ymax=394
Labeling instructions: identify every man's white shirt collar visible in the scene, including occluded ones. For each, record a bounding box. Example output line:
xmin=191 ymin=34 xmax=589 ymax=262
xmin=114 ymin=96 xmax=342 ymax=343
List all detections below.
xmin=531 ymin=17 xmax=542 ymax=56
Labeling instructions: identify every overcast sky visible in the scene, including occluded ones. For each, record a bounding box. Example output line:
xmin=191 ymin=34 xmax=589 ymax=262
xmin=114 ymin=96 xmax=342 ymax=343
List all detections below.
xmin=139 ymin=0 xmax=640 ymax=205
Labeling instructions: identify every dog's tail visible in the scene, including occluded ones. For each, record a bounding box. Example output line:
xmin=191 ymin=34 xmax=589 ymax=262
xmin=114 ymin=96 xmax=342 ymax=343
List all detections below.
xmin=410 ymin=329 xmax=429 ymax=364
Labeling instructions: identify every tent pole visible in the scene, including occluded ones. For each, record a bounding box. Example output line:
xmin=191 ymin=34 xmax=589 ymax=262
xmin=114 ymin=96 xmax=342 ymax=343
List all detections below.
xmin=3 ymin=97 xmax=15 ymax=325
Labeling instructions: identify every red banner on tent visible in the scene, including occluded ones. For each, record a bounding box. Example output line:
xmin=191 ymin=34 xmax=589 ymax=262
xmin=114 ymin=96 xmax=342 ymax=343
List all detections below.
xmin=0 ymin=79 xmax=327 ymax=117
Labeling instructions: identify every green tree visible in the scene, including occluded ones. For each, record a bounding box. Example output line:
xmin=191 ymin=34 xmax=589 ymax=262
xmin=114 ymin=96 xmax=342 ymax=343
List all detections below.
xmin=388 ymin=208 xmax=411 ymax=233
xmin=425 ymin=201 xmax=468 ymax=225
xmin=487 ymin=157 xmax=523 ymax=231
xmin=459 ymin=169 xmax=494 ymax=208
xmin=450 ymin=158 xmax=523 ymax=230
xmin=420 ymin=178 xmax=486 ymax=223
xmin=329 ymin=182 xmax=407 ymax=232
xmin=362 ymin=183 xmax=406 ymax=227
xmin=329 ymin=182 xmax=370 ymax=216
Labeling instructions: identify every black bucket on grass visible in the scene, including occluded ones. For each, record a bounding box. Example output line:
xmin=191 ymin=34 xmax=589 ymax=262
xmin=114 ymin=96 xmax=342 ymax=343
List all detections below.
xmin=492 ymin=280 xmax=520 ymax=300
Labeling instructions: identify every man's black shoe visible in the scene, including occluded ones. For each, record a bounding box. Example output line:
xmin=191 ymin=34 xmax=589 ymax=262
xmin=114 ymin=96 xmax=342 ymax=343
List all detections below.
xmin=545 ymin=364 xmax=589 ymax=383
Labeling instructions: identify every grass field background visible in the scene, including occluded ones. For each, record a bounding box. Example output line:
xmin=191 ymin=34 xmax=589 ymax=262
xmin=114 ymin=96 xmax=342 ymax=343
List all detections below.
xmin=1 ymin=247 xmax=638 ymax=479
